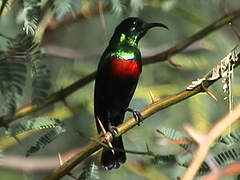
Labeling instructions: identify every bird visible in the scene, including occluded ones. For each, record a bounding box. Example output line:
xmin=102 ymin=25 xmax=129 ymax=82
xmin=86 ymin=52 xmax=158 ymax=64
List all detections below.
xmin=94 ymin=17 xmax=168 ymax=170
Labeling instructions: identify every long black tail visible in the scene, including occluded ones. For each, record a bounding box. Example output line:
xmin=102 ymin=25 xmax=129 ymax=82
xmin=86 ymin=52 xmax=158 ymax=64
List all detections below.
xmin=101 ymin=136 xmax=126 ymax=170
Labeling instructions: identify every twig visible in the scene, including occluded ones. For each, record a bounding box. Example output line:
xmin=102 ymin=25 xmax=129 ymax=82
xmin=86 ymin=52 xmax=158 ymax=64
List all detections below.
xmin=182 ymin=103 xmax=240 ymax=180
xmin=167 ymin=57 xmax=181 ymax=69
xmin=98 ymin=0 xmax=108 ymax=47
xmin=2 ymin=9 xmax=240 ymax=127
xmin=47 ymin=6 xmax=109 ymax=31
xmin=43 ymin=53 xmax=240 ymax=180
xmin=220 ymin=0 xmax=240 ymax=41
xmin=143 ymin=9 xmax=240 ymax=65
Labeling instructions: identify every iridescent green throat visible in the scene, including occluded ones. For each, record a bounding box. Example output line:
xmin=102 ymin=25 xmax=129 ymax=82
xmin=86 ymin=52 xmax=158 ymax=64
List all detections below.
xmin=119 ymin=33 xmax=139 ymax=47
xmin=114 ymin=50 xmax=136 ymax=60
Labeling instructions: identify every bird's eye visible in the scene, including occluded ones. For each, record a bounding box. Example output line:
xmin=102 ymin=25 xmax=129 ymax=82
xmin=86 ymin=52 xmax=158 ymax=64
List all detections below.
xmin=130 ymin=21 xmax=137 ymax=31
xmin=130 ymin=27 xmax=136 ymax=31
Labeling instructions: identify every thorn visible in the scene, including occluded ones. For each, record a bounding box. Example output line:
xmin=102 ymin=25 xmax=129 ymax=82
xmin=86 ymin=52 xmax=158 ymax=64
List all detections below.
xmin=201 ymin=83 xmax=218 ymax=101
xmin=58 ymin=152 xmax=80 ymax=179
xmin=146 ymin=143 xmax=150 ymax=153
xmin=168 ymin=57 xmax=181 ymax=69
xmin=67 ymin=173 xmax=79 ymax=180
xmin=229 ymin=23 xmax=240 ymax=42
xmin=58 ymin=152 xmax=64 ymax=166
xmin=97 ymin=117 xmax=107 ymax=134
xmin=97 ymin=117 xmax=115 ymax=155
xmin=184 ymin=124 xmax=205 ymax=145
xmin=149 ymin=90 xmax=155 ymax=103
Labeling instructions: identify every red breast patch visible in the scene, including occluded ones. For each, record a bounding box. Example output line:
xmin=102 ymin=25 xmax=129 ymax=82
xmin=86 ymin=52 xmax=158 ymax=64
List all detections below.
xmin=111 ymin=56 xmax=142 ymax=79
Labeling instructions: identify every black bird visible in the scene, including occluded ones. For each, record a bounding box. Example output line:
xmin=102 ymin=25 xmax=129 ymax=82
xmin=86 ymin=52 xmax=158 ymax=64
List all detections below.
xmin=94 ymin=17 xmax=168 ymax=170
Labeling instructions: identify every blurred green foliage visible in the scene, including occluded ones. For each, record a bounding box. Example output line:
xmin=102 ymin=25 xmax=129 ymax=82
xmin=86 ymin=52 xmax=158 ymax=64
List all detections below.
xmin=0 ymin=0 xmax=240 ymax=180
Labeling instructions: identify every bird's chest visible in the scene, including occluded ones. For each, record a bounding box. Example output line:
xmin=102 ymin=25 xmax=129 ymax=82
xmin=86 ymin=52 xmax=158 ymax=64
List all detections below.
xmin=110 ymin=56 xmax=142 ymax=79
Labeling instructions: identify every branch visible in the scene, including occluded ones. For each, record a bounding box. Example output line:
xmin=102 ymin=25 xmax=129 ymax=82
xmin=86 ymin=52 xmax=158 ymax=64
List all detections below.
xmin=182 ymin=103 xmax=240 ymax=180
xmin=143 ymin=8 xmax=240 ymax=65
xmin=47 ymin=5 xmax=109 ymax=31
xmin=43 ymin=52 xmax=240 ymax=180
xmin=2 ymin=8 xmax=240 ymax=127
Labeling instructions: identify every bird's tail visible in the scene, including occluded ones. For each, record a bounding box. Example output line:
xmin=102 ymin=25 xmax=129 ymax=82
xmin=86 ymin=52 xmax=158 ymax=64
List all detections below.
xmin=101 ymin=136 xmax=126 ymax=170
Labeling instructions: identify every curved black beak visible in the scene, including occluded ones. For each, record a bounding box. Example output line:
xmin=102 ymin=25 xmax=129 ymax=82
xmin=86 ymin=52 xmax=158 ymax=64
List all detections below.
xmin=143 ymin=22 xmax=168 ymax=31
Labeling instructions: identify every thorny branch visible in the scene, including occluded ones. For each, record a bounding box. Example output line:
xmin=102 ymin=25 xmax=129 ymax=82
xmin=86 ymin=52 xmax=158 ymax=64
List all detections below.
xmin=43 ymin=51 xmax=240 ymax=180
xmin=1 ymin=8 xmax=240 ymax=127
xmin=182 ymin=102 xmax=240 ymax=180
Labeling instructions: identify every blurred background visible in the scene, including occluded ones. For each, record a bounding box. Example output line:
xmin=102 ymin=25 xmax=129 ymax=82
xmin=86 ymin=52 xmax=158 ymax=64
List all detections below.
xmin=0 ymin=0 xmax=240 ymax=179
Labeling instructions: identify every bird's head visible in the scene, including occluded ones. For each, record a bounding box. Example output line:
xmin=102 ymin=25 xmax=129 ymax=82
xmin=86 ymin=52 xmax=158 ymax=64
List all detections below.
xmin=110 ymin=17 xmax=168 ymax=47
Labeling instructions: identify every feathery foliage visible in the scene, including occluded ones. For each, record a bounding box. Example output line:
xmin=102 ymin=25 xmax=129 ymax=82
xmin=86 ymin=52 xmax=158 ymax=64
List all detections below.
xmin=53 ymin=0 xmax=75 ymax=20
xmin=22 ymin=0 xmax=41 ymax=35
xmin=5 ymin=34 xmax=40 ymax=61
xmin=217 ymin=130 xmax=240 ymax=145
xmin=78 ymin=162 xmax=99 ymax=180
xmin=155 ymin=127 xmax=240 ymax=176
xmin=5 ymin=118 xmax=63 ymax=137
xmin=152 ymin=154 xmax=177 ymax=165
xmin=0 ymin=61 xmax=27 ymax=115
xmin=156 ymin=127 xmax=193 ymax=151
xmin=0 ymin=34 xmax=43 ymax=116
xmin=31 ymin=61 xmax=51 ymax=104
xmin=26 ymin=125 xmax=65 ymax=157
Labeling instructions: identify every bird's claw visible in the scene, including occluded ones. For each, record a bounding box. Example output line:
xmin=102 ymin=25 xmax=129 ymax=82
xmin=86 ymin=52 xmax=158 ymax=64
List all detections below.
xmin=126 ymin=108 xmax=143 ymax=126
xmin=108 ymin=125 xmax=118 ymax=137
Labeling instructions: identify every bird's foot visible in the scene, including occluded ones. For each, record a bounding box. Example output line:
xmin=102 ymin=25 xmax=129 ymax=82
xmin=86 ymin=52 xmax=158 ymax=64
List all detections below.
xmin=126 ymin=108 xmax=143 ymax=126
xmin=108 ymin=125 xmax=118 ymax=137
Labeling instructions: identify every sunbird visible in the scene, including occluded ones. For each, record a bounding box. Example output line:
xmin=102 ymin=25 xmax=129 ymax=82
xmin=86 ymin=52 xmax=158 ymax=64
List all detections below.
xmin=94 ymin=17 xmax=168 ymax=170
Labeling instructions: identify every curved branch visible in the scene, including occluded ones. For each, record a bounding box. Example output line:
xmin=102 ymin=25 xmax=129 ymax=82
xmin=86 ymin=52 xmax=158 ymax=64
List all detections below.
xmin=47 ymin=5 xmax=109 ymax=31
xmin=2 ymin=8 xmax=240 ymax=127
xmin=182 ymin=104 xmax=240 ymax=180
xmin=43 ymin=53 xmax=240 ymax=180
